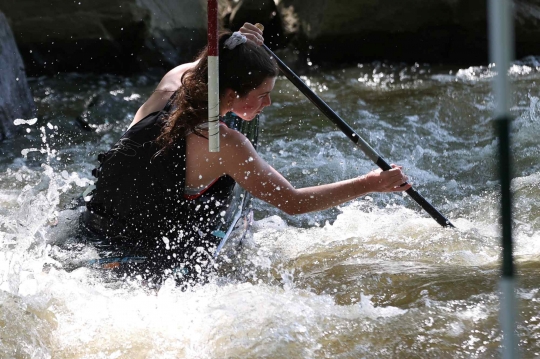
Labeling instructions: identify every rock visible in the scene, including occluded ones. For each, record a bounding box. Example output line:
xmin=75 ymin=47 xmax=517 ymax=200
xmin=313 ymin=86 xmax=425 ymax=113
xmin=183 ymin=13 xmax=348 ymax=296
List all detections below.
xmin=514 ymin=0 xmax=540 ymax=60
xmin=279 ymin=0 xmax=540 ymax=65
xmin=0 ymin=12 xmax=35 ymax=141
xmin=224 ymin=0 xmax=285 ymax=48
xmin=3 ymin=0 xmax=540 ymax=75
xmin=136 ymin=0 xmax=208 ymax=70
xmin=0 ymin=0 xmax=208 ymax=76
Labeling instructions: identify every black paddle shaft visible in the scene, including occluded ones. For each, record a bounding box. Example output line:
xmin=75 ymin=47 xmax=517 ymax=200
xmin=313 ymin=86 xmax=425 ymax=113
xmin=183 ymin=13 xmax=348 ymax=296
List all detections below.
xmin=263 ymin=45 xmax=455 ymax=228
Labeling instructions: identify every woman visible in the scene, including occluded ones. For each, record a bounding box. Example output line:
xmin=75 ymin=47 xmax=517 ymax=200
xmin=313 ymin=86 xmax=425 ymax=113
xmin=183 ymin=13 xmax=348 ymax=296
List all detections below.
xmin=82 ymin=25 xmax=411 ymax=287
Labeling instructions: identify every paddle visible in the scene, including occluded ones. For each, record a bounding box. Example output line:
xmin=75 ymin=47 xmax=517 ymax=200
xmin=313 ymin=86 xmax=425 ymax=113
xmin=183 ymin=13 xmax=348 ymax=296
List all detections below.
xmin=259 ymin=43 xmax=455 ymax=228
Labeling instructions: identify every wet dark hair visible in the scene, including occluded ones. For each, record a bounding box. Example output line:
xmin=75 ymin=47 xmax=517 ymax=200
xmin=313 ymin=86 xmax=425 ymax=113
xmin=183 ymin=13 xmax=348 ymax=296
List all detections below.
xmin=157 ymin=32 xmax=279 ymax=150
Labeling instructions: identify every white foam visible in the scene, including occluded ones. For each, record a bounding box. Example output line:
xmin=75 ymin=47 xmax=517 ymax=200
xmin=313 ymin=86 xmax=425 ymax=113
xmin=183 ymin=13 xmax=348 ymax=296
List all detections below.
xmin=13 ymin=118 xmax=38 ymax=126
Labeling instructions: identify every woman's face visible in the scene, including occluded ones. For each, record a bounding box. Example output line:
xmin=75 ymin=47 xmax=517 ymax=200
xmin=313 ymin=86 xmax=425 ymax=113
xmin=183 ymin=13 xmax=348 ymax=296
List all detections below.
xmin=230 ymin=77 xmax=276 ymax=121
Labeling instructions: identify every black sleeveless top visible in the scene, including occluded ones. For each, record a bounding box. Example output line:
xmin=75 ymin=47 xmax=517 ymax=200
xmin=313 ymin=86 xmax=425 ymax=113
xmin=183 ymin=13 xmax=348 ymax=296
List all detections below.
xmin=86 ymin=111 xmax=236 ymax=244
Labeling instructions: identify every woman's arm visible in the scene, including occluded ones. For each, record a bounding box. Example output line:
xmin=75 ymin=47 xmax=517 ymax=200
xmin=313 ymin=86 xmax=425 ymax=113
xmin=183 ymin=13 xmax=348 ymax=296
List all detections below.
xmin=219 ymin=130 xmax=411 ymax=215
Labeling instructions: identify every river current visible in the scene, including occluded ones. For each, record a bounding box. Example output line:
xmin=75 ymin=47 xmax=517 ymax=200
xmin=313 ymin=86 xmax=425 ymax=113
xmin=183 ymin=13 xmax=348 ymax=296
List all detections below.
xmin=1 ymin=58 xmax=540 ymax=358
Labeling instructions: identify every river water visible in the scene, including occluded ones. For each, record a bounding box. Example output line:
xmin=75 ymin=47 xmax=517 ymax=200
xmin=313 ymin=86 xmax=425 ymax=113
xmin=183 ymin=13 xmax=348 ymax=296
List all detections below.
xmin=1 ymin=58 xmax=539 ymax=358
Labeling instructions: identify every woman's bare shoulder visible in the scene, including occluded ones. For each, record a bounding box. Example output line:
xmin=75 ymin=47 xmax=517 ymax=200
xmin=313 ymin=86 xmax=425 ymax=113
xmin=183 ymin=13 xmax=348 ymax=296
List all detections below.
xmin=155 ymin=60 xmax=200 ymax=92
xmin=220 ymin=125 xmax=253 ymax=149
xmin=187 ymin=126 xmax=255 ymax=163
xmin=188 ymin=125 xmax=250 ymax=148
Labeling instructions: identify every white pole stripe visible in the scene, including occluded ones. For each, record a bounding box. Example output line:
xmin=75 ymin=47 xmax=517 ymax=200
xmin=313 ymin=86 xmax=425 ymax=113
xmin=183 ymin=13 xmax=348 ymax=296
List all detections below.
xmin=489 ymin=0 xmax=514 ymax=118
xmin=208 ymin=55 xmax=220 ymax=152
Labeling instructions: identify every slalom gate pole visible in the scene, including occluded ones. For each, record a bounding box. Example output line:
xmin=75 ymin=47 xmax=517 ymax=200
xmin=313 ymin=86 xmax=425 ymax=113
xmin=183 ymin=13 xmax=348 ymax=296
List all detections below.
xmin=208 ymin=0 xmax=220 ymax=152
xmin=259 ymin=43 xmax=454 ymax=228
xmin=489 ymin=0 xmax=519 ymax=357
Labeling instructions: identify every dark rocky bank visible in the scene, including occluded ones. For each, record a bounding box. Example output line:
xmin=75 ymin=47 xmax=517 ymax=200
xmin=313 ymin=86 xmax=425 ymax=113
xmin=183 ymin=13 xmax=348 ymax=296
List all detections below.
xmin=1 ymin=0 xmax=540 ymax=77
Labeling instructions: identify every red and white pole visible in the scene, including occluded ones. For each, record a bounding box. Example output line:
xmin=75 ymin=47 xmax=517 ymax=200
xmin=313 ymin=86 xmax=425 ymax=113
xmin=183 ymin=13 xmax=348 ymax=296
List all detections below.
xmin=208 ymin=0 xmax=219 ymax=152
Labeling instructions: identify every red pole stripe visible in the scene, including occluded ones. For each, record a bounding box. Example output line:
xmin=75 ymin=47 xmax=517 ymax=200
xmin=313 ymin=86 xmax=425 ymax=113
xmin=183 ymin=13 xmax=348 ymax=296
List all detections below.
xmin=208 ymin=0 xmax=218 ymax=56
